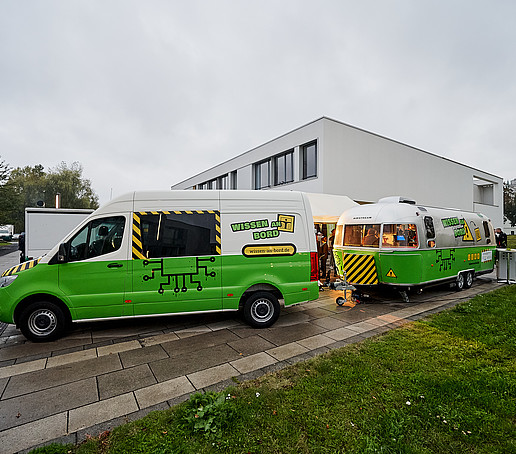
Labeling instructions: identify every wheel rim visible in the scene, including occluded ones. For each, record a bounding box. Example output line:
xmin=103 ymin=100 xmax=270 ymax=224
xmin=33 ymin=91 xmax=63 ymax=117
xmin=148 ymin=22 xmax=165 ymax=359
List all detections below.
xmin=28 ymin=309 xmax=57 ymax=336
xmin=457 ymin=274 xmax=464 ymax=289
xmin=466 ymin=272 xmax=473 ymax=287
xmin=250 ymin=298 xmax=274 ymax=323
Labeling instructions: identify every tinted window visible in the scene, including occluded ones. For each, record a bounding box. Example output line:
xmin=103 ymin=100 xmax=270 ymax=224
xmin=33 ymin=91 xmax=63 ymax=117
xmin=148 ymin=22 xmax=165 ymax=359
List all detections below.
xmin=68 ymin=216 xmax=125 ymax=261
xmin=302 ymin=142 xmax=317 ymax=179
xmin=139 ymin=212 xmax=220 ymax=258
xmin=424 ymin=216 xmax=435 ymax=239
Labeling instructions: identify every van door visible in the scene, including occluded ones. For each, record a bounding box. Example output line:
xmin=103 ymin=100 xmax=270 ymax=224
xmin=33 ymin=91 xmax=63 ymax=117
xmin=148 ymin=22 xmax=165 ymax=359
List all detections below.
xmin=129 ymin=211 xmax=222 ymax=315
xmin=58 ymin=216 xmax=130 ymax=319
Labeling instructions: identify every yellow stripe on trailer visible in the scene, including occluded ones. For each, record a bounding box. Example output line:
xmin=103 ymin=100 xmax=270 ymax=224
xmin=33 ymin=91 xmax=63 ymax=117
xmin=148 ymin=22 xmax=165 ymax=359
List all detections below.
xmin=342 ymin=253 xmax=378 ymax=285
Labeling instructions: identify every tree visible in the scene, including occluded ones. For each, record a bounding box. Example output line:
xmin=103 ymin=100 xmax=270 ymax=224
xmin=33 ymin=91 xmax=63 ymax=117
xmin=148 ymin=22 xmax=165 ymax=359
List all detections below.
xmin=0 ymin=156 xmax=14 ymax=225
xmin=504 ymin=181 xmax=516 ymax=227
xmin=2 ymin=161 xmax=99 ymax=232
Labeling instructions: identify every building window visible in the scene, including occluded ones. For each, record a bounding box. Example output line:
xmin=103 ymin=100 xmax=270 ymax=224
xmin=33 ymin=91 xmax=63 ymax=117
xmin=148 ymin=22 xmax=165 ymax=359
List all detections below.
xmin=254 ymin=160 xmax=271 ymax=189
xmin=230 ymin=171 xmax=237 ymax=189
xmin=302 ymin=141 xmax=317 ymax=179
xmin=218 ymin=174 xmax=229 ymax=189
xmin=274 ymin=150 xmax=294 ymax=186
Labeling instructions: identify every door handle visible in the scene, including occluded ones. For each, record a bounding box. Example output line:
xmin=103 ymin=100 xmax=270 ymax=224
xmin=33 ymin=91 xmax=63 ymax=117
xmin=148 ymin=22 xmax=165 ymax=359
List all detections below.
xmin=107 ymin=263 xmax=123 ymax=268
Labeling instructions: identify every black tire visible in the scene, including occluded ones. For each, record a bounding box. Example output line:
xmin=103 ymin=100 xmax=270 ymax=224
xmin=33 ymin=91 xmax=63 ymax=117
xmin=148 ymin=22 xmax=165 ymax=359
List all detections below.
xmin=455 ymin=273 xmax=465 ymax=291
xmin=243 ymin=291 xmax=280 ymax=328
xmin=336 ymin=297 xmax=345 ymax=306
xmin=19 ymin=301 xmax=66 ymax=342
xmin=463 ymin=270 xmax=474 ymax=289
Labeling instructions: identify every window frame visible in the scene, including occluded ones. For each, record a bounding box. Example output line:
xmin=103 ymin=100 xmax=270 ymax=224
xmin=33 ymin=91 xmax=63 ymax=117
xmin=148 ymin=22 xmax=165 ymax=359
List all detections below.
xmin=301 ymin=141 xmax=317 ymax=180
xmin=273 ymin=150 xmax=294 ymax=186
xmin=254 ymin=159 xmax=271 ymax=189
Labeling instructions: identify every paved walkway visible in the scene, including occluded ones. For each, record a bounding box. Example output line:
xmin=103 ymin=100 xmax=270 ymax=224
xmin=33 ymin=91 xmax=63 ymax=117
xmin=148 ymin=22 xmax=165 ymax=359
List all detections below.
xmin=0 ymin=250 xmax=506 ymax=453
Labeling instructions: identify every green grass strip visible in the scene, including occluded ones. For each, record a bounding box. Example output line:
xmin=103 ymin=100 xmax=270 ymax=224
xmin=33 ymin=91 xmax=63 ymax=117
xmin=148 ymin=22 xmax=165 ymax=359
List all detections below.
xmin=31 ymin=286 xmax=516 ymax=454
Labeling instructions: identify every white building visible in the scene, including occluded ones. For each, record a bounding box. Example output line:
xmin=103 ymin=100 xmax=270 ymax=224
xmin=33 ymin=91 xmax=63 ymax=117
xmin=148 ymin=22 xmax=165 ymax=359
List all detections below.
xmin=171 ymin=117 xmax=503 ymax=227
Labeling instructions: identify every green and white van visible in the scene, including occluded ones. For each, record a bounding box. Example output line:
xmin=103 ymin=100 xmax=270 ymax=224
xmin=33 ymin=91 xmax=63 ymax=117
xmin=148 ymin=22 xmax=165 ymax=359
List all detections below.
xmin=0 ymin=191 xmax=319 ymax=341
xmin=334 ymin=196 xmax=496 ymax=301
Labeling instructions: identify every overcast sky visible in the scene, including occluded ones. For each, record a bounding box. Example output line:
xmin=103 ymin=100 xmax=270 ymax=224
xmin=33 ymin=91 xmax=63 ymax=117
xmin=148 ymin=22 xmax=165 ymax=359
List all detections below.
xmin=1 ymin=0 xmax=515 ymax=205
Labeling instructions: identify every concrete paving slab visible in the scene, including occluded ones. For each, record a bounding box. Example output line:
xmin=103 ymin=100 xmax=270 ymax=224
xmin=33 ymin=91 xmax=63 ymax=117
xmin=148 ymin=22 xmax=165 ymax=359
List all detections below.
xmin=188 ymin=363 xmax=239 ymax=390
xmin=227 ymin=335 xmax=276 ymax=356
xmin=46 ymin=349 xmax=98 ymax=368
xmin=230 ymin=352 xmax=277 ymax=374
xmin=310 ymin=316 xmax=349 ymax=330
xmin=160 ymin=329 xmax=240 ymax=357
xmin=0 ymin=412 xmax=68 ymax=454
xmin=258 ymin=322 xmax=327 ymax=346
xmin=119 ymin=344 xmax=169 ymax=368
xmin=97 ymin=340 xmax=141 ymax=357
xmin=0 ymin=358 xmax=46 ymax=379
xmin=68 ymin=392 xmax=139 ymax=433
xmin=272 ymin=311 xmax=311 ymax=327
xmin=140 ymin=331 xmax=180 ymax=347
xmin=325 ymin=326 xmax=363 ymax=341
xmin=98 ymin=364 xmax=157 ymax=400
xmin=346 ymin=321 xmax=381 ymax=334
xmin=0 ymin=377 xmax=97 ymax=431
xmin=0 ymin=378 xmax=7 ymax=398
xmin=266 ymin=342 xmax=310 ymax=361
xmin=296 ymin=334 xmax=335 ymax=350
xmin=2 ymin=354 xmax=122 ymax=399
xmin=134 ymin=375 xmax=195 ymax=409
xmin=150 ymin=343 xmax=241 ymax=382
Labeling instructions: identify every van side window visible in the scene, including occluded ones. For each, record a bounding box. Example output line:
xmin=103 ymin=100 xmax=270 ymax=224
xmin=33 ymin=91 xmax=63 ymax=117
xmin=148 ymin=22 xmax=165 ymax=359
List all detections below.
xmin=138 ymin=211 xmax=220 ymax=259
xmin=68 ymin=216 xmax=125 ymax=261
xmin=424 ymin=216 xmax=435 ymax=239
xmin=382 ymin=224 xmax=418 ymax=248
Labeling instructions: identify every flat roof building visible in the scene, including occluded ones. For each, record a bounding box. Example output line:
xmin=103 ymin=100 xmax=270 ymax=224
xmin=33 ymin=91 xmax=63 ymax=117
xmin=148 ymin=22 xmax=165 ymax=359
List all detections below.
xmin=171 ymin=117 xmax=503 ymax=227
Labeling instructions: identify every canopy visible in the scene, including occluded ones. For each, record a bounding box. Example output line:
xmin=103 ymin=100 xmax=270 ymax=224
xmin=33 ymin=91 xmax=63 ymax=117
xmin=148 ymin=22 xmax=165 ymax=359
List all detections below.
xmin=305 ymin=192 xmax=358 ymax=223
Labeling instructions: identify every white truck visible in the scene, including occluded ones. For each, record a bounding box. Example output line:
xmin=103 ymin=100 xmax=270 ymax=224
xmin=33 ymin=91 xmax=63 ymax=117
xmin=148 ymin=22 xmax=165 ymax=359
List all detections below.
xmin=0 ymin=225 xmax=14 ymax=241
xmin=24 ymin=208 xmax=94 ymax=260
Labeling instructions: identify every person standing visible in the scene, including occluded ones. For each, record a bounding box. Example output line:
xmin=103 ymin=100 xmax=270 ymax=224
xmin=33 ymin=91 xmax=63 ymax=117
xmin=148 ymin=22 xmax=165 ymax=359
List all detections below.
xmin=495 ymin=228 xmax=507 ymax=248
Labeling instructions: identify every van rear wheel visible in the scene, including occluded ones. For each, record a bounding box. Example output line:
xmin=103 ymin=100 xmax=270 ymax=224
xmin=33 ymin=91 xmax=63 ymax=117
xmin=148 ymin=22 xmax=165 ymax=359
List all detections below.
xmin=19 ymin=301 xmax=66 ymax=342
xmin=243 ymin=291 xmax=280 ymax=328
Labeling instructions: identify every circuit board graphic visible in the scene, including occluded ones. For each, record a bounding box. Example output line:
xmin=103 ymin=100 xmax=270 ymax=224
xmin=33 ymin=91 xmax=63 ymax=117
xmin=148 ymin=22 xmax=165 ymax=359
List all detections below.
xmin=436 ymin=249 xmax=455 ymax=271
xmin=142 ymin=256 xmax=216 ymax=294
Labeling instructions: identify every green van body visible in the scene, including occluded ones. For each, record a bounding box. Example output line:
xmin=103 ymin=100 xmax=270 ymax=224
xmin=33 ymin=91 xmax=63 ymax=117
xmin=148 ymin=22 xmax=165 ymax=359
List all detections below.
xmin=0 ymin=191 xmax=319 ymax=341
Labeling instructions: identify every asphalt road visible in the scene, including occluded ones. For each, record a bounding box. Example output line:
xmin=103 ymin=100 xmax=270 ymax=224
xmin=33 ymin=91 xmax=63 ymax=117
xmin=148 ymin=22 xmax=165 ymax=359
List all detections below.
xmin=0 ymin=243 xmax=17 ymax=257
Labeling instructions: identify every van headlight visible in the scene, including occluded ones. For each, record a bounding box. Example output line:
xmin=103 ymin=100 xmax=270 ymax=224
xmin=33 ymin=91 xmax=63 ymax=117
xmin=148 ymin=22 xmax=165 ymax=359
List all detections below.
xmin=0 ymin=275 xmax=18 ymax=288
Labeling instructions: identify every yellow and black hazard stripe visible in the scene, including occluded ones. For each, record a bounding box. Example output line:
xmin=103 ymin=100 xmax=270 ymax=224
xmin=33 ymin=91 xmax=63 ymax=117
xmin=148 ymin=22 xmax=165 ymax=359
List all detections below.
xmin=132 ymin=210 xmax=221 ymax=260
xmin=342 ymin=253 xmax=378 ymax=285
xmin=1 ymin=258 xmax=41 ymax=277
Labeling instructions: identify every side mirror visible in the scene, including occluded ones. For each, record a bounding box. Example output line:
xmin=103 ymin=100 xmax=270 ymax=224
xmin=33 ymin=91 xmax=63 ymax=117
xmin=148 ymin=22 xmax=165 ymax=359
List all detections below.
xmin=57 ymin=243 xmax=69 ymax=263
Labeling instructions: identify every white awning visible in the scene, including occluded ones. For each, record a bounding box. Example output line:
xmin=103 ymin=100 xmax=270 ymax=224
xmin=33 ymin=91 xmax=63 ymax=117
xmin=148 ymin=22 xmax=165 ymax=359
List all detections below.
xmin=305 ymin=192 xmax=358 ymax=223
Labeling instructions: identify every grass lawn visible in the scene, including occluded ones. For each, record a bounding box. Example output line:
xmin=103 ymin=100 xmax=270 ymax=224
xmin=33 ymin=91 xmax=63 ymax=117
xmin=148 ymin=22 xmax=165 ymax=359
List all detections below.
xmin=31 ymin=286 xmax=516 ymax=454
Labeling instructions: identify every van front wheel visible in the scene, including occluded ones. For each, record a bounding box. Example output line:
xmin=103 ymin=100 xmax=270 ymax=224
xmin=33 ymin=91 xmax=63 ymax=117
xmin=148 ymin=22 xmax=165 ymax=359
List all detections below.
xmin=243 ymin=291 xmax=280 ymax=328
xmin=19 ymin=301 xmax=66 ymax=342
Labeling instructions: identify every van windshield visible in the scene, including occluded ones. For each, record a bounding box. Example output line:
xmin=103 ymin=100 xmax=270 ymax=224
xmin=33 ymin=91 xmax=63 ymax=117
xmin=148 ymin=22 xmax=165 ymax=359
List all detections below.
xmin=382 ymin=224 xmax=418 ymax=248
xmin=343 ymin=224 xmax=381 ymax=248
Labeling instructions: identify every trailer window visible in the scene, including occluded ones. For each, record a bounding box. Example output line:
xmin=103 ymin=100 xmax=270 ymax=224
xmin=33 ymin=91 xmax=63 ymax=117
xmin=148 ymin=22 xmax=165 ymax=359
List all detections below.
xmin=335 ymin=225 xmax=343 ymax=246
xmin=344 ymin=224 xmax=380 ymax=248
xmin=424 ymin=216 xmax=435 ymax=239
xmin=382 ymin=224 xmax=418 ymax=248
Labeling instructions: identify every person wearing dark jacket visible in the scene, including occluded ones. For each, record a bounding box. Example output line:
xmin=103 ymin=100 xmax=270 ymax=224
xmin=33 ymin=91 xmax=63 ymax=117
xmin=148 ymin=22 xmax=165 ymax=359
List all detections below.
xmin=495 ymin=228 xmax=507 ymax=248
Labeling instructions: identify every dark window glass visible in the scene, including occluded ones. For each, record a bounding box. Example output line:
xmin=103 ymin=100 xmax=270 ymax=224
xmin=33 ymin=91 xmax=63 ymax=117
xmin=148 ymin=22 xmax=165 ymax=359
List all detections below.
xmin=68 ymin=216 xmax=125 ymax=261
xmin=274 ymin=151 xmax=294 ymax=185
xmin=230 ymin=171 xmax=237 ymax=189
xmin=483 ymin=221 xmax=490 ymax=238
xmin=140 ymin=212 xmax=219 ymax=258
xmin=254 ymin=160 xmax=270 ymax=189
xmin=302 ymin=142 xmax=317 ymax=179
xmin=424 ymin=216 xmax=435 ymax=238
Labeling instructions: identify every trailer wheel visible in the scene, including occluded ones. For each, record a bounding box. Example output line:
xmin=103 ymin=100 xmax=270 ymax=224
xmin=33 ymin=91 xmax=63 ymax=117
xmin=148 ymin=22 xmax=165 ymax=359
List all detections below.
xmin=463 ymin=270 xmax=474 ymax=289
xmin=19 ymin=301 xmax=66 ymax=342
xmin=243 ymin=291 xmax=280 ymax=328
xmin=455 ymin=273 xmax=465 ymax=291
